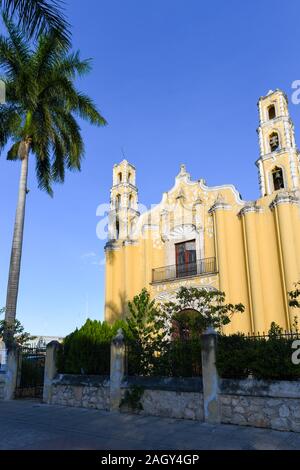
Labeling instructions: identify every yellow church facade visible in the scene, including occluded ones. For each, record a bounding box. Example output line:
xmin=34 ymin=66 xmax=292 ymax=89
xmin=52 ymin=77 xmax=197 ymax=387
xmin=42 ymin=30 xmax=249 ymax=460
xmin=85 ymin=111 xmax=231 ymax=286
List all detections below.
xmin=104 ymin=89 xmax=300 ymax=334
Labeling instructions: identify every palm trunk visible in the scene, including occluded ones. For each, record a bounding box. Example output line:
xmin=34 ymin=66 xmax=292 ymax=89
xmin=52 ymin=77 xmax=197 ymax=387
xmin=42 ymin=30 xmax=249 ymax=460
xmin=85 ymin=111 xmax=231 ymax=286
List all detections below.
xmin=5 ymin=143 xmax=29 ymax=326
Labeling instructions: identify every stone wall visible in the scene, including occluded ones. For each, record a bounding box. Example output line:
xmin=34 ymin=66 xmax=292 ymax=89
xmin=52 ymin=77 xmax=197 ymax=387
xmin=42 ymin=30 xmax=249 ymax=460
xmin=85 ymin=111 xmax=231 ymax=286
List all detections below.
xmin=140 ymin=390 xmax=203 ymax=421
xmin=123 ymin=377 xmax=204 ymax=421
xmin=219 ymin=379 xmax=300 ymax=433
xmin=48 ymin=374 xmax=204 ymax=421
xmin=50 ymin=374 xmax=110 ymax=410
xmin=46 ymin=374 xmax=300 ymax=432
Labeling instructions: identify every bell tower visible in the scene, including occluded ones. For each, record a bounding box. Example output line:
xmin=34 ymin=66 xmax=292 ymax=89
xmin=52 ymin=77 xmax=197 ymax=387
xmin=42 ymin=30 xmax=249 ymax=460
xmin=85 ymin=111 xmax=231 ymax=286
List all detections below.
xmin=108 ymin=159 xmax=139 ymax=242
xmin=256 ymin=89 xmax=300 ymax=196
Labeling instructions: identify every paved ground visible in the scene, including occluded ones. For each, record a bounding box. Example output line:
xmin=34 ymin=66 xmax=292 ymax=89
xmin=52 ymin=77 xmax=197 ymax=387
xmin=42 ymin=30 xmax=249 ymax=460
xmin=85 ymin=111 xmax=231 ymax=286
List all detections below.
xmin=0 ymin=400 xmax=300 ymax=450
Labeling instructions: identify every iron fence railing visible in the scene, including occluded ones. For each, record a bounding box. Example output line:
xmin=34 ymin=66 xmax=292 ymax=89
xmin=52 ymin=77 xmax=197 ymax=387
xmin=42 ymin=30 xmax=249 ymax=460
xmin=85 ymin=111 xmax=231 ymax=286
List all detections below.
xmin=152 ymin=257 xmax=217 ymax=283
xmin=125 ymin=339 xmax=202 ymax=378
xmin=245 ymin=331 xmax=300 ymax=340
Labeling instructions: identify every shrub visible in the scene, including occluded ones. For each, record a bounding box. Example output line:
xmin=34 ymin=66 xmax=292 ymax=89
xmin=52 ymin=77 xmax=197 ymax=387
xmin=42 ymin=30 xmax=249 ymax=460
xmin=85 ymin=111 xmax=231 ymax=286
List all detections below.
xmin=57 ymin=318 xmax=131 ymax=375
xmin=216 ymin=332 xmax=300 ymax=381
xmin=216 ymin=334 xmax=253 ymax=379
xmin=250 ymin=337 xmax=300 ymax=380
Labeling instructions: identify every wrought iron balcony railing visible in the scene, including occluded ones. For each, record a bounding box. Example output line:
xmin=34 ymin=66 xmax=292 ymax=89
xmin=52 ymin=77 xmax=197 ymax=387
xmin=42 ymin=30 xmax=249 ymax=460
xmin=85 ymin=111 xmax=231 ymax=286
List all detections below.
xmin=152 ymin=257 xmax=217 ymax=283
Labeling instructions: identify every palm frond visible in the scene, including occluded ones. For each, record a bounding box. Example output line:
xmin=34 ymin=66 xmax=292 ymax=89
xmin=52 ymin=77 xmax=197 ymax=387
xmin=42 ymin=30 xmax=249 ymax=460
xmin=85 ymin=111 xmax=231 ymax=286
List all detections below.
xmin=1 ymin=0 xmax=71 ymax=45
xmin=74 ymin=92 xmax=107 ymax=126
xmin=7 ymin=140 xmax=20 ymax=160
xmin=0 ymin=104 xmax=21 ymax=150
xmin=32 ymin=141 xmax=53 ymax=195
xmin=1 ymin=23 xmax=106 ymax=194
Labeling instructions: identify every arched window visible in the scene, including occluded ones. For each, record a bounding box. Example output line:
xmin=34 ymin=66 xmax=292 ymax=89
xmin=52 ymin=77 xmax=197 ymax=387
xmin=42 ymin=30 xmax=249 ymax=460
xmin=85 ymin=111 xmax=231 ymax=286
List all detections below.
xmin=116 ymin=194 xmax=121 ymax=210
xmin=268 ymin=105 xmax=276 ymax=120
xmin=128 ymin=172 xmax=132 ymax=183
xmin=269 ymin=132 xmax=279 ymax=152
xmin=128 ymin=194 xmax=133 ymax=208
xmin=118 ymin=172 xmax=122 ymax=183
xmin=116 ymin=217 xmax=120 ymax=239
xmin=272 ymin=166 xmax=285 ymax=191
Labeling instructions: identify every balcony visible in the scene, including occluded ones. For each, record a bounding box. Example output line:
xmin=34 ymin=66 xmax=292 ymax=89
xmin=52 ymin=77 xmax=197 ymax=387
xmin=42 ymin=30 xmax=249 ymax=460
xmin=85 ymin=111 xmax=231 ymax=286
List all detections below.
xmin=152 ymin=257 xmax=217 ymax=283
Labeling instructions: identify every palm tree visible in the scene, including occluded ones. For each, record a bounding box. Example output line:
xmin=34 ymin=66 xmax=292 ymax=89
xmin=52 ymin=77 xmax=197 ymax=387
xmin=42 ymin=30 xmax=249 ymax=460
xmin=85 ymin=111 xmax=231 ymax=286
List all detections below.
xmin=0 ymin=20 xmax=106 ymax=332
xmin=0 ymin=0 xmax=70 ymax=44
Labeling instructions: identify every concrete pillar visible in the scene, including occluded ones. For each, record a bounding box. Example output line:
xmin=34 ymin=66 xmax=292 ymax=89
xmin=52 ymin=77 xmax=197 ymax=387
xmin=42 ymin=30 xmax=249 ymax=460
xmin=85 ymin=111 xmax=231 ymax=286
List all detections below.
xmin=3 ymin=347 xmax=19 ymax=400
xmin=110 ymin=329 xmax=125 ymax=411
xmin=43 ymin=341 xmax=61 ymax=404
xmin=201 ymin=327 xmax=220 ymax=424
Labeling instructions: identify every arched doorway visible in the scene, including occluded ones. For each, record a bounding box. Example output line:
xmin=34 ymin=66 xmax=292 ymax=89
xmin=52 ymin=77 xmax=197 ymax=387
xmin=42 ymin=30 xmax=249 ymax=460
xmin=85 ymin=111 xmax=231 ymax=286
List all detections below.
xmin=172 ymin=308 xmax=202 ymax=339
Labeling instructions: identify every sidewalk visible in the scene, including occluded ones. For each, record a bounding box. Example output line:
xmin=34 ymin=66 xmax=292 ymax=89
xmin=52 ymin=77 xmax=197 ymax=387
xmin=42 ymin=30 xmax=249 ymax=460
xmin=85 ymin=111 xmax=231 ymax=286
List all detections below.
xmin=0 ymin=400 xmax=299 ymax=450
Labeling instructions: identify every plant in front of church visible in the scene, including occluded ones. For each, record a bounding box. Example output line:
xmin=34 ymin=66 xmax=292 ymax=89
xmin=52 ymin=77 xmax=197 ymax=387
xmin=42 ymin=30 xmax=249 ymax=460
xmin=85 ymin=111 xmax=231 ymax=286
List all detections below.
xmin=56 ymin=318 xmax=131 ymax=375
xmin=288 ymin=282 xmax=300 ymax=333
xmin=216 ymin=322 xmax=300 ymax=381
xmin=162 ymin=287 xmax=245 ymax=335
xmin=289 ymin=282 xmax=300 ymax=309
xmin=120 ymin=385 xmax=144 ymax=412
xmin=126 ymin=289 xmax=170 ymax=376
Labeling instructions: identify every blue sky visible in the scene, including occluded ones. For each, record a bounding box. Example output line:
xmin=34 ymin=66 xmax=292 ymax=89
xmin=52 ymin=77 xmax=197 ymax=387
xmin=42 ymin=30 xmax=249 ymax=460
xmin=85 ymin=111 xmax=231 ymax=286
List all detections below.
xmin=1 ymin=0 xmax=300 ymax=336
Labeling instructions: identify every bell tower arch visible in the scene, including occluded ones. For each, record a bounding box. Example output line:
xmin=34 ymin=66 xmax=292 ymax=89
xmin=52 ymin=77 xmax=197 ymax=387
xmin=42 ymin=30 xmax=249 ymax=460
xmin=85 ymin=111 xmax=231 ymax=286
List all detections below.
xmin=256 ymin=89 xmax=300 ymax=196
xmin=108 ymin=159 xmax=139 ymax=241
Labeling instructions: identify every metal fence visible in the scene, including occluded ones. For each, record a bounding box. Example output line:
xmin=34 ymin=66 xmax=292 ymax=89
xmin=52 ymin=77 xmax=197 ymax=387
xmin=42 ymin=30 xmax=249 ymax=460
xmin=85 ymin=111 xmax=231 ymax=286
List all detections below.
xmin=152 ymin=257 xmax=217 ymax=283
xmin=15 ymin=346 xmax=46 ymax=399
xmin=125 ymin=339 xmax=202 ymax=378
xmin=245 ymin=331 xmax=300 ymax=340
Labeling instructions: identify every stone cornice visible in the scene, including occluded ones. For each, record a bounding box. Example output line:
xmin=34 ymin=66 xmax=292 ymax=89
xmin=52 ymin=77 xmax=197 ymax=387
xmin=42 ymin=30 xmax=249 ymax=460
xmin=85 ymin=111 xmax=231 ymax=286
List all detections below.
xmin=111 ymin=182 xmax=138 ymax=191
xmin=123 ymin=240 xmax=138 ymax=246
xmin=208 ymin=195 xmax=232 ymax=213
xmin=238 ymin=202 xmax=262 ymax=217
xmin=269 ymin=191 xmax=300 ymax=210
xmin=104 ymin=241 xmax=120 ymax=252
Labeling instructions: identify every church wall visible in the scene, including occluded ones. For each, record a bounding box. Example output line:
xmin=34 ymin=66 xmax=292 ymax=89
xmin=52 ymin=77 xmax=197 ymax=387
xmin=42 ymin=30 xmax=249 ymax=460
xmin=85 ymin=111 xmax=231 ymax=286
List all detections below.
xmin=104 ymin=89 xmax=300 ymax=333
xmin=105 ymin=247 xmax=126 ymax=323
xmin=219 ymin=210 xmax=252 ymax=334
xmin=256 ymin=207 xmax=287 ymax=330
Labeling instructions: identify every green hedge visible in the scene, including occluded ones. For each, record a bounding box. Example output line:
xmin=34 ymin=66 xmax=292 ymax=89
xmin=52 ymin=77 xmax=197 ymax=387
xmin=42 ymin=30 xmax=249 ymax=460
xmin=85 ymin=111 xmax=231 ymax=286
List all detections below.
xmin=217 ymin=334 xmax=300 ymax=381
xmin=56 ymin=319 xmax=131 ymax=375
xmin=56 ymin=319 xmax=300 ymax=381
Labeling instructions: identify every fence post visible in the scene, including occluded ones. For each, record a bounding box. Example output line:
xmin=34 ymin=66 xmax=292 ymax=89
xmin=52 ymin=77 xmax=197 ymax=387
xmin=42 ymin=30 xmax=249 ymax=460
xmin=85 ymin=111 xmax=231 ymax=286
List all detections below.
xmin=110 ymin=328 xmax=125 ymax=411
xmin=43 ymin=341 xmax=61 ymax=404
xmin=3 ymin=346 xmax=20 ymax=400
xmin=201 ymin=327 xmax=220 ymax=424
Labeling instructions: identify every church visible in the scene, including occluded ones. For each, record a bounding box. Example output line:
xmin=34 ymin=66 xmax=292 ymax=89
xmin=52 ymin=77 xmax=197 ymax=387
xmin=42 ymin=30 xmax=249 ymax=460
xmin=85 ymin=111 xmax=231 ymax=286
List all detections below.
xmin=104 ymin=89 xmax=300 ymax=334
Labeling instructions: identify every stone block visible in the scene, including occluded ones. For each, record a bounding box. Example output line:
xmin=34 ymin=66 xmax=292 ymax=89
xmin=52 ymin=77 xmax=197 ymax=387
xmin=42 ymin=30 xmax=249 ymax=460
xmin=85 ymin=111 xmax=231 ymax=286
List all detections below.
xmin=279 ymin=404 xmax=290 ymax=418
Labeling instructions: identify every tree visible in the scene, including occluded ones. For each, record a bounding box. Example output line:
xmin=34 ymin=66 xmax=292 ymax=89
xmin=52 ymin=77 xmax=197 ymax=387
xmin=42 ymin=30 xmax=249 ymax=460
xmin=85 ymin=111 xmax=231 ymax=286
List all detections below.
xmin=162 ymin=286 xmax=245 ymax=334
xmin=0 ymin=318 xmax=34 ymax=348
xmin=126 ymin=289 xmax=169 ymax=374
xmin=0 ymin=0 xmax=70 ymax=44
xmin=0 ymin=21 xmax=106 ymax=332
xmin=289 ymin=282 xmax=300 ymax=309
xmin=288 ymin=282 xmax=300 ymax=332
